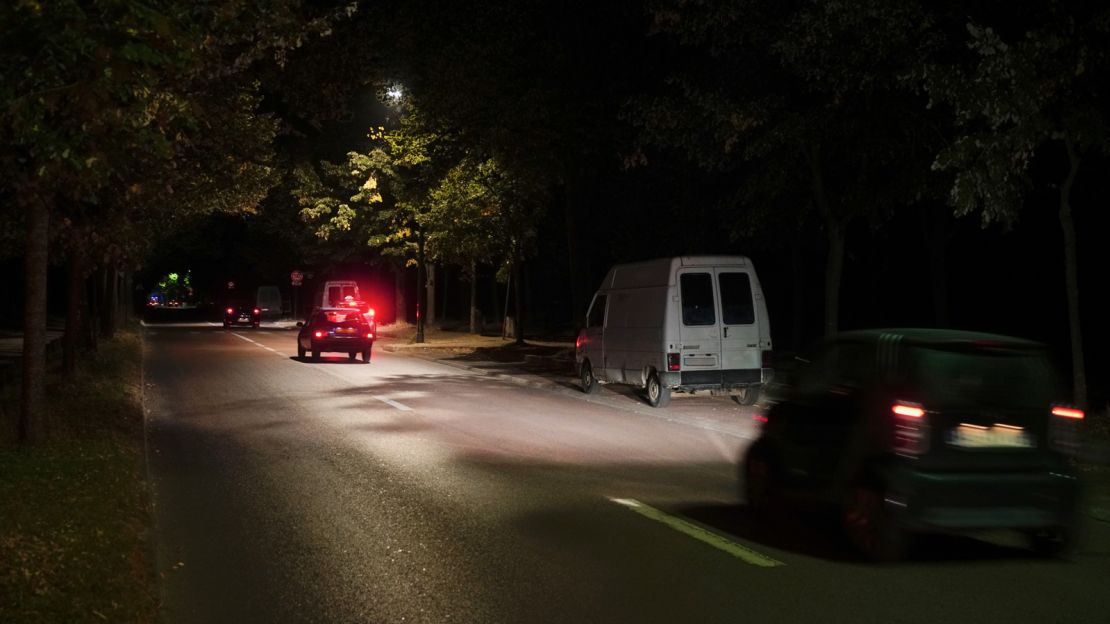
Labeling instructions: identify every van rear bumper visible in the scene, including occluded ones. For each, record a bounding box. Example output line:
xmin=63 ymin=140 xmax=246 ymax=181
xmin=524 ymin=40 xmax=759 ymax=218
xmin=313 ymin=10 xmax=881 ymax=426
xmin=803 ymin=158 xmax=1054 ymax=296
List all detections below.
xmin=671 ymin=368 xmax=768 ymax=392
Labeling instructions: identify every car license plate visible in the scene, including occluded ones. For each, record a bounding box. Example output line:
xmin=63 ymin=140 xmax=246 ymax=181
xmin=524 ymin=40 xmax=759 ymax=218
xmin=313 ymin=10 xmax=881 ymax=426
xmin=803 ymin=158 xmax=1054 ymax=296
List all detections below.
xmin=947 ymin=424 xmax=1034 ymax=449
xmin=238 ymin=315 xmax=249 ymax=321
xmin=336 ymin=327 xmax=356 ymax=335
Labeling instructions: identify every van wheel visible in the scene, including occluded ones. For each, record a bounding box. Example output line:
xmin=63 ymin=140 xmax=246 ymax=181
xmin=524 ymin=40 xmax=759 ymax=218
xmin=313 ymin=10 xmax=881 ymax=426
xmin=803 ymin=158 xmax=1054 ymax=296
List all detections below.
xmin=580 ymin=361 xmax=599 ymax=394
xmin=348 ymin=351 xmax=357 ymax=361
xmin=732 ymin=386 xmax=760 ymax=406
xmin=645 ymin=371 xmax=671 ymax=408
xmin=842 ymin=481 xmax=906 ymax=563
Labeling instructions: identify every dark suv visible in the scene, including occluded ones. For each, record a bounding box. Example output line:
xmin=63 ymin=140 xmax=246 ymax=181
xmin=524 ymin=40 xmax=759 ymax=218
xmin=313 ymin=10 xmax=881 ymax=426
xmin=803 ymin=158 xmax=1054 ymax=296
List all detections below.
xmin=297 ymin=307 xmax=376 ymax=362
xmin=743 ymin=329 xmax=1082 ymax=561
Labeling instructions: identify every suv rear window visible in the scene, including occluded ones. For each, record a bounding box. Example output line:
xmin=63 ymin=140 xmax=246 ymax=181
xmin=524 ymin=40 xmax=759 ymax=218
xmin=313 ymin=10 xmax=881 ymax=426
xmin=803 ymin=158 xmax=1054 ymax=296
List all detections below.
xmin=909 ymin=347 xmax=1055 ymax=409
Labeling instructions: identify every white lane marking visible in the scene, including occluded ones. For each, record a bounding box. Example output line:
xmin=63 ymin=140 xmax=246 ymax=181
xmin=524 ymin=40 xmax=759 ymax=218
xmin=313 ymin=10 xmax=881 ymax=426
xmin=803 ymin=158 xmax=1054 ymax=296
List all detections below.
xmin=610 ymin=498 xmax=783 ymax=568
xmin=373 ymin=395 xmax=412 ymax=412
xmin=231 ymin=333 xmax=256 ymax=344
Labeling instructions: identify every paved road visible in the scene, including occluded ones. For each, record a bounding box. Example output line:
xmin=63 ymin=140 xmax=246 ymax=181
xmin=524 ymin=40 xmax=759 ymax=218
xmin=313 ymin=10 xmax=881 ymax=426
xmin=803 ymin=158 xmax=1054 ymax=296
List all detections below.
xmin=144 ymin=323 xmax=1110 ymax=624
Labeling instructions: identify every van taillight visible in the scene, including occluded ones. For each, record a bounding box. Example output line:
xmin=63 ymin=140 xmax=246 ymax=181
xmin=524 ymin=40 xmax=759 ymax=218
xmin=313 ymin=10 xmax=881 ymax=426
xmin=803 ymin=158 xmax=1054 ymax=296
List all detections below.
xmin=892 ymin=401 xmax=928 ymax=456
xmin=761 ymin=350 xmax=773 ymax=368
xmin=667 ymin=353 xmax=680 ymax=372
xmin=1050 ymin=405 xmax=1084 ymax=454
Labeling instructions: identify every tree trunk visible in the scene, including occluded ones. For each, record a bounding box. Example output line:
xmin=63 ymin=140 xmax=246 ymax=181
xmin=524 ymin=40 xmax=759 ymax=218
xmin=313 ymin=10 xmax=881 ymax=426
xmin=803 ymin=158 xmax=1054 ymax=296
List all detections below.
xmin=20 ymin=202 xmax=49 ymax=444
xmin=63 ymin=249 xmax=84 ymax=376
xmin=394 ymin=267 xmax=407 ymax=325
xmin=469 ymin=260 xmax=480 ymax=334
xmin=1060 ymin=139 xmax=1086 ymax=407
xmin=441 ymin=264 xmax=449 ymax=322
xmin=513 ymin=254 xmax=524 ymax=345
xmin=790 ymin=236 xmax=806 ymax=352
xmin=805 ymin=143 xmax=846 ymax=337
xmin=101 ymin=267 xmax=118 ymax=339
xmin=563 ymin=159 xmax=588 ymax=326
xmin=425 ymin=263 xmax=436 ymax=328
xmin=415 ymin=240 xmax=426 ymax=343
xmin=488 ymin=269 xmax=500 ymax=332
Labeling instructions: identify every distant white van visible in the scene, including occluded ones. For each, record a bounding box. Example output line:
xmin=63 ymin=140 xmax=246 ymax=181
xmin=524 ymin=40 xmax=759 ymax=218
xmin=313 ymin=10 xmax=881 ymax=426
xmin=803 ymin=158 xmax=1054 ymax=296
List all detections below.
xmin=575 ymin=256 xmax=773 ymax=407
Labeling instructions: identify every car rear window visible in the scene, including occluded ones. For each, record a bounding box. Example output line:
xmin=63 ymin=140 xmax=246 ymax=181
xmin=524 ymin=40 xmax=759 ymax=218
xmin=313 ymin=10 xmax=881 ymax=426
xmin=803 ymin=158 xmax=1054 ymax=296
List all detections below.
xmin=323 ymin=311 xmax=363 ymax=325
xmin=909 ymin=347 xmax=1055 ymax=409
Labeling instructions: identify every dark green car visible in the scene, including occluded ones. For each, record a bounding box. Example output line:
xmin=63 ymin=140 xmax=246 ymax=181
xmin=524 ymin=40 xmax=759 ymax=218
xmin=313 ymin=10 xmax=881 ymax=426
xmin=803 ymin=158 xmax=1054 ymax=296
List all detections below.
xmin=743 ymin=329 xmax=1083 ymax=561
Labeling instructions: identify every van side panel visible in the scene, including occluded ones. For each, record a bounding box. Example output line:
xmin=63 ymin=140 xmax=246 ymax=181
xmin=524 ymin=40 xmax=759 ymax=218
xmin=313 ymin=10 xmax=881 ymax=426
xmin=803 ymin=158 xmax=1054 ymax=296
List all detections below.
xmin=604 ymin=286 xmax=667 ymax=385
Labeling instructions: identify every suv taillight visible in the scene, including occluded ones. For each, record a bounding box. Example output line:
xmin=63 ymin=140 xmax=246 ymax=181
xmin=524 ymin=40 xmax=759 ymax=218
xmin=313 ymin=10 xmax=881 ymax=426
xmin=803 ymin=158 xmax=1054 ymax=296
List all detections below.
xmin=667 ymin=352 xmax=680 ymax=372
xmin=1050 ymin=405 xmax=1084 ymax=454
xmin=892 ymin=401 xmax=929 ymax=457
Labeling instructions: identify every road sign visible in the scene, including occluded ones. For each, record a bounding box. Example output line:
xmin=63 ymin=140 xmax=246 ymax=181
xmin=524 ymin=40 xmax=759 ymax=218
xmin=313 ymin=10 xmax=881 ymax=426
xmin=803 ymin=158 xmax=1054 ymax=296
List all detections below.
xmin=290 ymin=270 xmax=303 ymax=286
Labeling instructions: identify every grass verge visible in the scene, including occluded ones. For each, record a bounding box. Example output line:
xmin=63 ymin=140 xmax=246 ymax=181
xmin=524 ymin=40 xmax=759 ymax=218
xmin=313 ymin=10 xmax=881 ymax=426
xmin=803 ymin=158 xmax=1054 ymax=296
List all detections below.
xmin=0 ymin=327 xmax=156 ymax=623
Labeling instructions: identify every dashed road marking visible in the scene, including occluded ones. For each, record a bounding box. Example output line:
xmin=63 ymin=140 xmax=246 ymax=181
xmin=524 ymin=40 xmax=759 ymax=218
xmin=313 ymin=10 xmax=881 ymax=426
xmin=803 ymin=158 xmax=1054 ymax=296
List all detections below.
xmin=610 ymin=498 xmax=783 ymax=568
xmin=373 ymin=396 xmax=412 ymax=412
xmin=231 ymin=333 xmax=256 ymax=344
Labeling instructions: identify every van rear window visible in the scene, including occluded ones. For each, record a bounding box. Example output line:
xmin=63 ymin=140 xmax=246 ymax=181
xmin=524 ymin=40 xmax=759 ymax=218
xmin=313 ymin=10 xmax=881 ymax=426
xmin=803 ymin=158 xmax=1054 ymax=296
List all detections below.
xmin=718 ymin=272 xmax=754 ymax=325
xmin=680 ymin=273 xmax=716 ymax=326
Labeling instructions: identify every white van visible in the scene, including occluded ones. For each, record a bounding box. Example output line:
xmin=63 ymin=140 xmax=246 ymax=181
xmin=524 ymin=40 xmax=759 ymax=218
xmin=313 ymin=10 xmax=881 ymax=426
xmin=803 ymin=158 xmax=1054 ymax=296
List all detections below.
xmin=575 ymin=256 xmax=772 ymax=407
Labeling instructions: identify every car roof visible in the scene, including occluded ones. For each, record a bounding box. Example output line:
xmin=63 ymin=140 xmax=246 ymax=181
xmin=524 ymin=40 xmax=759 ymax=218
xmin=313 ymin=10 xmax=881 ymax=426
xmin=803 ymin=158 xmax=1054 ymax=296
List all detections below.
xmin=830 ymin=328 xmax=1044 ymax=350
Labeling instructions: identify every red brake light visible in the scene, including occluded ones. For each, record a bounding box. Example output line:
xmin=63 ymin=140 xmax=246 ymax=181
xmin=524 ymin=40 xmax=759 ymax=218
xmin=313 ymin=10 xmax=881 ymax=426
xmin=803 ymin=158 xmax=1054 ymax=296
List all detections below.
xmin=314 ymin=330 xmax=324 ymax=338
xmin=892 ymin=403 xmax=925 ymax=419
xmin=366 ymin=332 xmax=373 ymax=339
xmin=226 ymin=307 xmax=234 ymax=314
xmin=253 ymin=308 xmax=260 ymax=315
xmin=368 ymin=308 xmax=375 ymax=317
xmin=892 ymin=401 xmax=928 ymax=456
xmin=1052 ymin=406 xmax=1084 ymax=420
xmin=667 ymin=352 xmax=680 ymax=372
xmin=753 ymin=413 xmax=768 ymax=423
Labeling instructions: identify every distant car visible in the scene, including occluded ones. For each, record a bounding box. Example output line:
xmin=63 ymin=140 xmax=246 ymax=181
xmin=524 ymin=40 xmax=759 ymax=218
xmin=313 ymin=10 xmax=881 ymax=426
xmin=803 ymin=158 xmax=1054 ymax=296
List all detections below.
xmin=743 ymin=328 xmax=1082 ymax=561
xmin=297 ymin=307 xmax=375 ymax=362
xmin=224 ymin=303 xmax=261 ymax=328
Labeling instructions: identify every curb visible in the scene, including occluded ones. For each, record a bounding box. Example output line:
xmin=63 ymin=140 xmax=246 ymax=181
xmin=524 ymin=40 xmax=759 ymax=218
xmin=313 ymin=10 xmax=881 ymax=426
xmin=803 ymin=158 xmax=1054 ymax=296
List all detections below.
xmin=381 ymin=344 xmax=572 ymax=394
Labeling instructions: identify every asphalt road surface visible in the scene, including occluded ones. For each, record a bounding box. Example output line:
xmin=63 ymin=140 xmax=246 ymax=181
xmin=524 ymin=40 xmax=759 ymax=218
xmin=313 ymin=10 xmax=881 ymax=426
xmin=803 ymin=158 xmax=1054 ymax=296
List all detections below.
xmin=143 ymin=323 xmax=1110 ymax=624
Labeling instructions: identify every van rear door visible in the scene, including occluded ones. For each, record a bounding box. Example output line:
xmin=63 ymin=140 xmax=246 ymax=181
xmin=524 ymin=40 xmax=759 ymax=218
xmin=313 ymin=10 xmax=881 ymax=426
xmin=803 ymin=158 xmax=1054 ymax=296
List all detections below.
xmin=715 ymin=269 xmax=761 ymax=382
xmin=677 ymin=270 xmax=722 ymax=383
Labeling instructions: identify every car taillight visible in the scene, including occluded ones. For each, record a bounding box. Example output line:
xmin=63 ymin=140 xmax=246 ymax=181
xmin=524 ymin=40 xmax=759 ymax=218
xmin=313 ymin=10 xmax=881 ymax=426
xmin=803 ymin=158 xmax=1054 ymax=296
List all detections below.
xmin=892 ymin=400 xmax=929 ymax=457
xmin=314 ymin=330 xmax=324 ymax=338
xmin=366 ymin=332 xmax=373 ymax=339
xmin=1050 ymin=405 xmax=1084 ymax=454
xmin=1052 ymin=406 xmax=1084 ymax=420
xmin=253 ymin=308 xmax=260 ymax=315
xmin=226 ymin=307 xmax=234 ymax=314
xmin=667 ymin=352 xmax=680 ymax=372
xmin=367 ymin=308 xmax=375 ymax=317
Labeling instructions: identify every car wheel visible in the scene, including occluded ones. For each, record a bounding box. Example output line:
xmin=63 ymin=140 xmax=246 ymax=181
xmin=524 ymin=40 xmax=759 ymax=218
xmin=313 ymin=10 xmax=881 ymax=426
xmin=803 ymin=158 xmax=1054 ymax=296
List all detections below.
xmin=744 ymin=443 xmax=781 ymax=519
xmin=348 ymin=351 xmax=357 ymax=361
xmin=842 ymin=481 xmax=906 ymax=563
xmin=311 ymin=350 xmax=320 ymax=361
xmin=252 ymin=322 xmax=260 ymax=328
xmin=1026 ymin=526 xmax=1076 ymax=558
xmin=645 ymin=370 xmax=671 ymax=408
xmin=732 ymin=386 xmax=760 ymax=406
xmin=580 ymin=361 xmax=599 ymax=394
xmin=297 ymin=344 xmax=306 ymax=359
